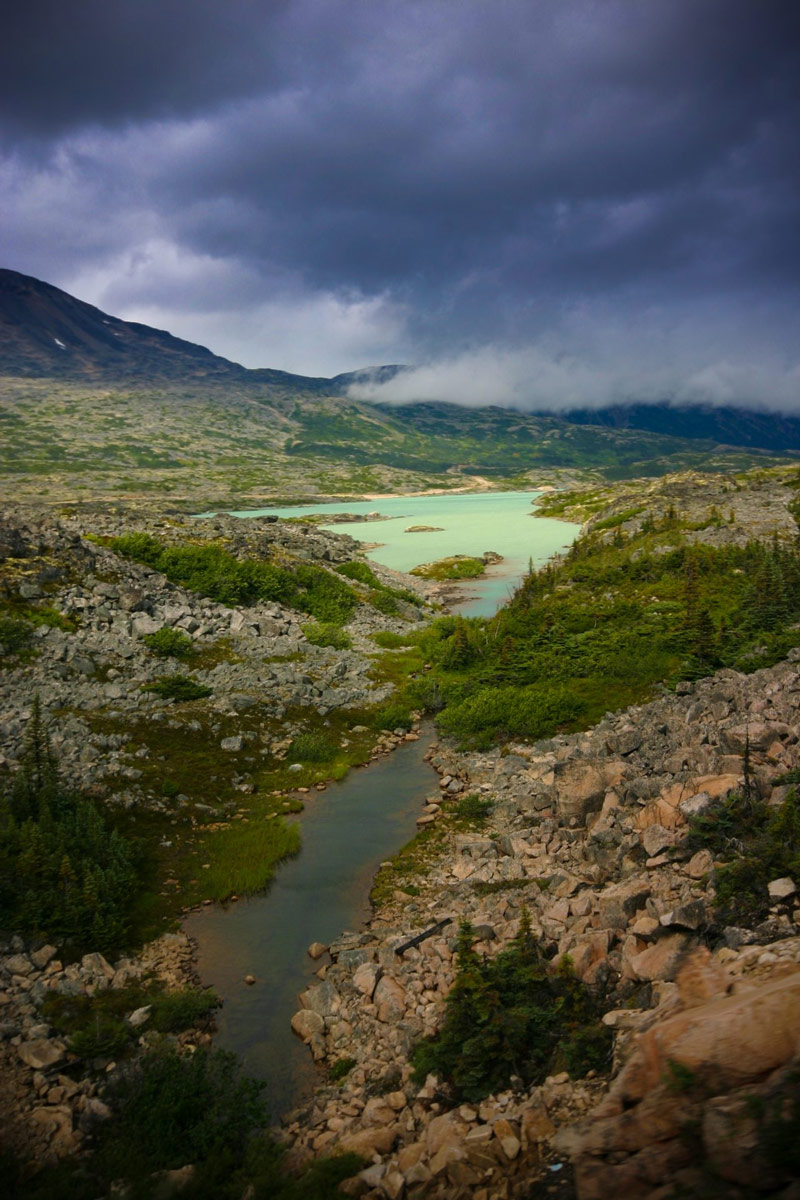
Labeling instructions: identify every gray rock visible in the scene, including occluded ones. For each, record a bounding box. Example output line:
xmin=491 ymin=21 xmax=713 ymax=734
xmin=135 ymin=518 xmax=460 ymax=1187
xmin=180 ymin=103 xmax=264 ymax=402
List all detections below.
xmin=127 ymin=1005 xmax=152 ymax=1029
xmin=300 ymin=981 xmax=340 ymax=1018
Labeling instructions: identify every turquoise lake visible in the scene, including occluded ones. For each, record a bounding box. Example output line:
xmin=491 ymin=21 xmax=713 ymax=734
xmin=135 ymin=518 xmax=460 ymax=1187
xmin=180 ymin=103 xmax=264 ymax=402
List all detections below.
xmin=224 ymin=490 xmax=580 ymax=616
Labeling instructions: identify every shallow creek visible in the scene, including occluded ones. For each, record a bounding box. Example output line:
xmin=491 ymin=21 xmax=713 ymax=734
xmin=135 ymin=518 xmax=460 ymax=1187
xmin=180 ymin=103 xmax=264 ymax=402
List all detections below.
xmin=186 ymin=491 xmax=578 ymax=1118
xmin=185 ymin=734 xmax=437 ymax=1121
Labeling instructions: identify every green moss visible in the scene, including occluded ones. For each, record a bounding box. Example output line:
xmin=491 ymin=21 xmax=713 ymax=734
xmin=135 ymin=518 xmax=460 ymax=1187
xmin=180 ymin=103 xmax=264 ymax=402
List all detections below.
xmin=329 ymin=1056 xmax=357 ymax=1082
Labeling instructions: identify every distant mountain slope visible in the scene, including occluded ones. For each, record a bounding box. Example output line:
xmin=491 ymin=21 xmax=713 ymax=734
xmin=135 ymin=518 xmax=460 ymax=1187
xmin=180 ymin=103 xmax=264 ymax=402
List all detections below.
xmin=0 ymin=268 xmax=331 ymax=391
xmin=560 ymin=402 xmax=800 ymax=453
xmin=0 ymin=268 xmax=796 ymax=495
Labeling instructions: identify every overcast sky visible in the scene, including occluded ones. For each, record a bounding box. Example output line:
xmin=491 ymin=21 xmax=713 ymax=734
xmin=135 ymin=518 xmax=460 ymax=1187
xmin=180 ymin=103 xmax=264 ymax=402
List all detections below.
xmin=2 ymin=0 xmax=799 ymax=409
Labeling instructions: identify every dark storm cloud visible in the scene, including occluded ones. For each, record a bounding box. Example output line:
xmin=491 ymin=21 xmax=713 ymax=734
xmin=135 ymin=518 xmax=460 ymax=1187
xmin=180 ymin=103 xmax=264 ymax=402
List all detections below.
xmin=2 ymin=0 xmax=799 ymax=396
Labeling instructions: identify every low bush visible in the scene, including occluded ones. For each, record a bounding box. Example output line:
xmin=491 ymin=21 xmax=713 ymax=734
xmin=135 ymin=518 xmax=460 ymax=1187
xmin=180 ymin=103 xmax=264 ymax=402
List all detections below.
xmin=70 ymin=1014 xmax=130 ymax=1060
xmin=142 ymin=627 xmax=196 ymax=659
xmin=688 ymin=787 xmax=800 ymax=925
xmin=369 ymin=701 xmax=414 ymax=731
xmin=411 ymin=556 xmax=485 ymax=580
xmin=452 ymin=793 xmax=493 ymax=823
xmin=98 ymin=1044 xmax=266 ymax=1181
xmin=149 ymin=987 xmax=220 ymax=1032
xmin=437 ymin=683 xmax=583 ymax=750
xmin=370 ymin=630 xmax=415 ymax=648
xmin=337 ymin=560 xmax=381 ymax=587
xmin=0 ymin=615 xmax=34 ymax=656
xmin=144 ymin=674 xmax=212 ymax=702
xmin=301 ymin=621 xmax=352 ymax=650
xmin=368 ymin=589 xmax=399 ymax=615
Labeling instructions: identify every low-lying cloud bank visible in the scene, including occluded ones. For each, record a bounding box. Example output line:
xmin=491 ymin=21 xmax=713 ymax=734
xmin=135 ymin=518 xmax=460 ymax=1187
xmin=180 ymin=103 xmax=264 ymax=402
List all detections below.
xmin=347 ymin=344 xmax=800 ymax=415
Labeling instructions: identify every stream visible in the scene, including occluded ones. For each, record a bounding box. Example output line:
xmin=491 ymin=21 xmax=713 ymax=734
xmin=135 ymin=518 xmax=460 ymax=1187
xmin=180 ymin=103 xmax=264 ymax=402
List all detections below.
xmin=185 ymin=733 xmax=437 ymax=1121
xmin=186 ymin=491 xmax=579 ymax=1118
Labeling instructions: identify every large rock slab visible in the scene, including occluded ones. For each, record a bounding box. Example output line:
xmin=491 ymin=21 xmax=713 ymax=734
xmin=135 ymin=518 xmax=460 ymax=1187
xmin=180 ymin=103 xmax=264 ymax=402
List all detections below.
xmin=555 ymin=760 xmax=627 ymax=823
xmin=374 ymin=976 xmax=406 ymax=1023
xmin=17 ymin=1038 xmax=67 ymax=1071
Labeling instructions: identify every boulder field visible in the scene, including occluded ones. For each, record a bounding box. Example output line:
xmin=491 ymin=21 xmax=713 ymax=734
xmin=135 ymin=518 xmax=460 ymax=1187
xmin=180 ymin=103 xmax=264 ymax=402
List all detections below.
xmin=284 ymin=653 xmax=800 ymax=1199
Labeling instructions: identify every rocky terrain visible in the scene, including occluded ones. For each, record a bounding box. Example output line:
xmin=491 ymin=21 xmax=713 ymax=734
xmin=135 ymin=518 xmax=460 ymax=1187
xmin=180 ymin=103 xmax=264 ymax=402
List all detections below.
xmin=282 ymin=654 xmax=800 ymax=1199
xmin=0 ymin=507 xmax=433 ymax=807
xmin=3 ymin=473 xmax=800 ymax=1198
xmin=0 ymin=931 xmax=200 ymax=1168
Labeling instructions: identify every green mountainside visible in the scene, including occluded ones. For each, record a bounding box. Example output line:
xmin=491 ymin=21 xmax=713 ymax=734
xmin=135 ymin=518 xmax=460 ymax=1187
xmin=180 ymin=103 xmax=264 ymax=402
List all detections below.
xmin=0 ymin=268 xmax=795 ymax=506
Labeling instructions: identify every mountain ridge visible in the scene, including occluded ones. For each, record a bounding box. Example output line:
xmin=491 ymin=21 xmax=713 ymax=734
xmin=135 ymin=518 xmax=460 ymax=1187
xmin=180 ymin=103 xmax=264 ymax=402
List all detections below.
xmin=1 ymin=268 xmax=797 ymax=456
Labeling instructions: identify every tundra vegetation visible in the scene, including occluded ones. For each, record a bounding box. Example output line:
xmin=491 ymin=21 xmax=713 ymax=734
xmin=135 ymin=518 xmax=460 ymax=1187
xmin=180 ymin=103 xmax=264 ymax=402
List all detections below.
xmin=383 ymin=502 xmax=800 ymax=750
xmin=5 ymin=465 xmax=800 ymax=1196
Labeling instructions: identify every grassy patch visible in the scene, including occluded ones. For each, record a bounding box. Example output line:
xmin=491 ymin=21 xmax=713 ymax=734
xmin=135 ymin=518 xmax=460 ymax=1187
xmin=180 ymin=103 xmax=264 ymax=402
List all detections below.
xmin=81 ymin=702 xmax=388 ymax=935
xmin=411 ymin=556 xmax=486 ymax=580
xmin=370 ymin=630 xmax=417 ymax=649
xmin=287 ymin=731 xmax=338 ymax=762
xmin=188 ymin=817 xmax=300 ymax=904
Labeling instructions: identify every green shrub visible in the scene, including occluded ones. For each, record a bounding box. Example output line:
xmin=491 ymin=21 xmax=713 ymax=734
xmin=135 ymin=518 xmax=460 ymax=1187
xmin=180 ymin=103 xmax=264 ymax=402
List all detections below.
xmin=69 ymin=1014 xmax=130 ymax=1060
xmin=149 ymin=987 xmax=220 ymax=1032
xmin=0 ymin=616 xmax=34 ymax=655
xmin=110 ymin=531 xmax=163 ymax=565
xmin=391 ymin=587 xmax=422 ymax=607
xmin=452 ymin=793 xmax=493 ymax=823
xmin=329 ymin=1056 xmax=357 ymax=1082
xmin=412 ymin=915 xmax=607 ymax=1102
xmin=368 ymin=589 xmax=399 ymax=615
xmin=688 ymin=788 xmax=800 ymax=926
xmin=337 ymin=560 xmax=381 ymax=587
xmin=562 ymin=1022 xmax=613 ymax=1077
xmin=438 ymin=684 xmax=583 ymax=750
xmin=144 ymin=674 xmax=212 ymax=702
xmin=0 ymin=700 xmax=138 ymax=955
xmin=370 ymin=630 xmax=415 ymax=648
xmin=287 ymin=731 xmax=338 ymax=762
xmin=302 ymin=621 xmax=352 ymax=650
xmin=411 ymin=556 xmax=485 ymax=580
xmin=110 ymin=536 xmax=358 ymax=624
xmin=97 ymin=1045 xmax=266 ymax=1180
xmin=369 ymin=701 xmax=413 ymax=731
xmin=142 ymin=627 xmax=196 ymax=659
